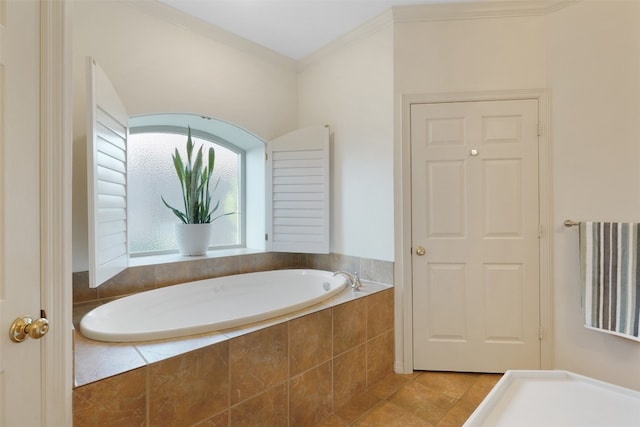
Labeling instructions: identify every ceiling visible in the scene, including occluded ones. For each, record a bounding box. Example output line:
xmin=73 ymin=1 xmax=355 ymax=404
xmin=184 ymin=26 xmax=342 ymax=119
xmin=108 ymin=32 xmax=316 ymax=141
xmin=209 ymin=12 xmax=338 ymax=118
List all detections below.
xmin=157 ymin=0 xmax=480 ymax=60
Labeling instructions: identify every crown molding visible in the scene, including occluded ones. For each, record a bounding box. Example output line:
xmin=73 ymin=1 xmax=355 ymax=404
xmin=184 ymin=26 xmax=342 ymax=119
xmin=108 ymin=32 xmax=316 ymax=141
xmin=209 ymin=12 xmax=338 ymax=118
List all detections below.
xmin=298 ymin=1 xmax=579 ymax=71
xmin=297 ymin=9 xmax=393 ymax=72
xmin=125 ymin=0 xmax=581 ymax=74
xmin=123 ymin=1 xmax=297 ymax=72
xmin=393 ymin=0 xmax=581 ymax=23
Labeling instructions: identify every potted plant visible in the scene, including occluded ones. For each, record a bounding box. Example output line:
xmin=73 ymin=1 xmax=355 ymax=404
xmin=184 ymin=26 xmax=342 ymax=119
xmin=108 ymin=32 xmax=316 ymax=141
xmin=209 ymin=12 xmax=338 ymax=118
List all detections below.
xmin=162 ymin=127 xmax=233 ymax=255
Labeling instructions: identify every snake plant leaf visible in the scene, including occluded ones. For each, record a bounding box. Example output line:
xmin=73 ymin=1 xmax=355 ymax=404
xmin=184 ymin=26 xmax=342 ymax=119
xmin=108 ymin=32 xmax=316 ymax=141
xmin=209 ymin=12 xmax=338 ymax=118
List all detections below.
xmin=207 ymin=146 xmax=215 ymax=174
xmin=210 ymin=199 xmax=220 ymax=214
xmin=161 ymin=196 xmax=188 ymax=224
xmin=210 ymin=211 xmax=236 ymax=223
xmin=186 ymin=126 xmax=194 ymax=164
xmin=161 ymin=126 xmax=235 ymax=225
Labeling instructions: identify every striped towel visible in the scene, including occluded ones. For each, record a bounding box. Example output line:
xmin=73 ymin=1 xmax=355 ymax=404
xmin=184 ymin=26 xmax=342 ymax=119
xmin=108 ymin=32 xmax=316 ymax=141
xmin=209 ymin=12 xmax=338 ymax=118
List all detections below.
xmin=579 ymin=222 xmax=640 ymax=341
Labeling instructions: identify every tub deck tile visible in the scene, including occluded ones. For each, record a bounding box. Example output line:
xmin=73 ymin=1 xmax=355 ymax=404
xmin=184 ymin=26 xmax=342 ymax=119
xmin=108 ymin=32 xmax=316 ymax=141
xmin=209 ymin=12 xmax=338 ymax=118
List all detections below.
xmin=134 ymin=331 xmax=229 ymax=364
xmin=74 ymin=331 xmax=146 ymax=387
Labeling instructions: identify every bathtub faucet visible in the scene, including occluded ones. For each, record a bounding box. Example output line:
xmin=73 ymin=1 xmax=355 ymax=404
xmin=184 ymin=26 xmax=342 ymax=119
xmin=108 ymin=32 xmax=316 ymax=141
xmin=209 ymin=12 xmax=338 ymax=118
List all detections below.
xmin=333 ymin=271 xmax=362 ymax=291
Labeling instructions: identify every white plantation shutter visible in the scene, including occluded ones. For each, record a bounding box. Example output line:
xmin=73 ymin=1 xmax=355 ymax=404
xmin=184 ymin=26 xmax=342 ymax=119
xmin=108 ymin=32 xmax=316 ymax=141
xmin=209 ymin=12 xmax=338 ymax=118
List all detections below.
xmin=87 ymin=57 xmax=129 ymax=287
xmin=266 ymin=126 xmax=330 ymax=253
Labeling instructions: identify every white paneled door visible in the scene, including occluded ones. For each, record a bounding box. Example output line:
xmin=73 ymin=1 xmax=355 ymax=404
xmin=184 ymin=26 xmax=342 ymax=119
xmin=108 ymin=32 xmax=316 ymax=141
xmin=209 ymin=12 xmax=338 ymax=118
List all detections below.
xmin=411 ymin=99 xmax=541 ymax=372
xmin=1 ymin=1 xmax=71 ymax=425
xmin=1 ymin=1 xmax=45 ymax=425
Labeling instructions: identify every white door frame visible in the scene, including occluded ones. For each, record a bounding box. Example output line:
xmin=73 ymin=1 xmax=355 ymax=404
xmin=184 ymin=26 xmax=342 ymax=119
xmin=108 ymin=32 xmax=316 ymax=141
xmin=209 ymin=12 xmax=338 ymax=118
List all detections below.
xmin=393 ymin=89 xmax=553 ymax=374
xmin=41 ymin=1 xmax=73 ymax=425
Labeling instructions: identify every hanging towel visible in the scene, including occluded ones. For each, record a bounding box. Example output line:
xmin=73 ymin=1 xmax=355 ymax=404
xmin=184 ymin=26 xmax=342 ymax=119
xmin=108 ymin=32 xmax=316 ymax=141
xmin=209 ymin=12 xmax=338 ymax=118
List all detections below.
xmin=579 ymin=222 xmax=640 ymax=342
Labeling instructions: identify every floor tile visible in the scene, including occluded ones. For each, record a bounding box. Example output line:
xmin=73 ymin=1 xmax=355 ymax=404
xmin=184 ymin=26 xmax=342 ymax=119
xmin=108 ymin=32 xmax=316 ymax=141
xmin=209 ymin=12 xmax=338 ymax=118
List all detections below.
xmin=413 ymin=371 xmax=479 ymax=399
xmin=314 ymin=414 xmax=350 ymax=427
xmin=352 ymin=401 xmax=433 ymax=427
xmin=388 ymin=379 xmax=456 ymax=425
xmin=369 ymin=372 xmax=418 ymax=400
xmin=318 ymin=370 xmax=502 ymax=427
xmin=334 ymin=390 xmax=381 ymax=423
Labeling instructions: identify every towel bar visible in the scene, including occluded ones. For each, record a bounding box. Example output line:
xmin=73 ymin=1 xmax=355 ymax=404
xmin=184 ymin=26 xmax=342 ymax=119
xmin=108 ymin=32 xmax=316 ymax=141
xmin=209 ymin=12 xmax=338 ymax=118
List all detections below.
xmin=564 ymin=219 xmax=579 ymax=227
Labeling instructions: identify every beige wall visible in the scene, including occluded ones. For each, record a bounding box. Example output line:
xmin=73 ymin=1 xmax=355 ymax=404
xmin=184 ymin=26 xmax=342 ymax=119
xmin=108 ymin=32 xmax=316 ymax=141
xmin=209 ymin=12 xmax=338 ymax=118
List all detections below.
xmin=298 ymin=22 xmax=395 ymax=261
xmin=394 ymin=15 xmax=547 ymax=94
xmin=546 ymin=0 xmax=640 ymax=390
xmin=392 ymin=1 xmax=639 ymax=390
xmin=72 ymin=1 xmax=298 ymax=270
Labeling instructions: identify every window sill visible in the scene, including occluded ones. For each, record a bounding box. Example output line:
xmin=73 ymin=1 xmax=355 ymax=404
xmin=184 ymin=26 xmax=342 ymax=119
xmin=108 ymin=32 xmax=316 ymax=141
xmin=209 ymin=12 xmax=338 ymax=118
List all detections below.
xmin=128 ymin=247 xmax=265 ymax=268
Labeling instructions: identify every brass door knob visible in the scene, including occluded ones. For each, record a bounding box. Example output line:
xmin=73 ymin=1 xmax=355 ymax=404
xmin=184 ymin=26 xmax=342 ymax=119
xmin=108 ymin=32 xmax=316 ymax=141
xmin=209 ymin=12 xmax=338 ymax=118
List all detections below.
xmin=415 ymin=246 xmax=426 ymax=256
xmin=9 ymin=313 xmax=49 ymax=343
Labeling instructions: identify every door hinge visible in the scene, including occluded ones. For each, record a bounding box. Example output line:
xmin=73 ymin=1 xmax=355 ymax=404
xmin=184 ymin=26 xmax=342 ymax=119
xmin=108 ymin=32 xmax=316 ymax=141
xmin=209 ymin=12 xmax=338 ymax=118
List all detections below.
xmin=265 ymin=152 xmax=268 ymax=161
xmin=537 ymin=224 xmax=543 ymax=238
xmin=539 ymin=326 xmax=544 ymax=340
xmin=537 ymin=123 xmax=543 ymax=136
xmin=265 ymin=233 xmax=268 ymax=241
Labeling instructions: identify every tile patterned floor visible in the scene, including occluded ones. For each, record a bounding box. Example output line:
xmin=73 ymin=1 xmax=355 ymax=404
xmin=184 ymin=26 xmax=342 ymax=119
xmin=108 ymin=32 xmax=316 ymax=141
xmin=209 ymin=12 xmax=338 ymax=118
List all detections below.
xmin=316 ymin=371 xmax=502 ymax=427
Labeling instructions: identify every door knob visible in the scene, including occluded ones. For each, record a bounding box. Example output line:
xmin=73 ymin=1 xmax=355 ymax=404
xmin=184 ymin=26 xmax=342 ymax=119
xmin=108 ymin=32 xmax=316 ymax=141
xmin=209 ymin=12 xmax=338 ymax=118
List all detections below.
xmin=415 ymin=246 xmax=426 ymax=256
xmin=9 ymin=311 xmax=49 ymax=343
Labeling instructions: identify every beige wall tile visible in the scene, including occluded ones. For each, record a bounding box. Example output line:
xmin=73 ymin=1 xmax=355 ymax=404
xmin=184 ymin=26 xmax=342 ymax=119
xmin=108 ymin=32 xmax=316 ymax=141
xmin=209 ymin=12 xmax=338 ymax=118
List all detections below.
xmin=73 ymin=252 xmax=389 ymax=303
xmin=333 ymin=299 xmax=367 ymax=356
xmin=359 ymin=258 xmax=394 ymax=284
xmin=230 ymin=383 xmax=288 ymax=427
xmin=73 ymin=367 xmax=146 ymax=427
xmin=366 ymin=329 xmax=394 ymax=386
xmin=330 ymin=253 xmax=360 ymax=274
xmin=72 ymin=271 xmax=97 ymax=304
xmin=238 ymin=251 xmax=304 ymax=273
xmin=290 ymin=310 xmax=332 ymax=375
xmin=367 ymin=288 xmax=394 ymax=339
xmin=97 ymin=265 xmax=157 ymax=300
xmin=289 ymin=361 xmax=333 ymax=426
xmin=229 ymin=323 xmax=288 ymax=404
xmin=148 ymin=342 xmax=229 ymax=426
xmin=193 ymin=410 xmax=229 ymax=427
xmin=197 ymin=256 xmax=241 ymax=279
xmin=333 ymin=344 xmax=367 ymax=409
xmin=306 ymin=253 xmax=331 ymax=271
xmin=153 ymin=259 xmax=208 ymax=286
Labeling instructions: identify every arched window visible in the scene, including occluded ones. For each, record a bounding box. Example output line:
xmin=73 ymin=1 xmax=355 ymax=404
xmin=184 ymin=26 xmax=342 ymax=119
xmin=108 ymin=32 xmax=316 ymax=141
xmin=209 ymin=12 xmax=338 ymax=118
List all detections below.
xmin=86 ymin=60 xmax=328 ymax=288
xmin=128 ymin=127 xmax=242 ymax=254
xmin=128 ymin=113 xmax=266 ymax=256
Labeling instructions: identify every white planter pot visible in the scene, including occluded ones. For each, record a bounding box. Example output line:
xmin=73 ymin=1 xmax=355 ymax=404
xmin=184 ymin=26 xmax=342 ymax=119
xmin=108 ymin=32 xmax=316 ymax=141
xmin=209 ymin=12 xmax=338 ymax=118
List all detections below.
xmin=175 ymin=223 xmax=213 ymax=256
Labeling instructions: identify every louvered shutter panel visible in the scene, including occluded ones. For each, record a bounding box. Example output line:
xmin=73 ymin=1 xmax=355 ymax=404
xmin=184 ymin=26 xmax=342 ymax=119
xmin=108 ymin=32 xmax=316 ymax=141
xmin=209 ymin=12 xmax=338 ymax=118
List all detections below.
xmin=266 ymin=126 xmax=330 ymax=253
xmin=87 ymin=57 xmax=129 ymax=287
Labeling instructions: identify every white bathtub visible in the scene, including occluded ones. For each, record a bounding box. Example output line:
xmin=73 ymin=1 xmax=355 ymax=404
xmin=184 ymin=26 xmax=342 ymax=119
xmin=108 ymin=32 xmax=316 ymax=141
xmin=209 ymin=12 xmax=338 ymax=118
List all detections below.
xmin=464 ymin=370 xmax=640 ymax=427
xmin=80 ymin=269 xmax=348 ymax=342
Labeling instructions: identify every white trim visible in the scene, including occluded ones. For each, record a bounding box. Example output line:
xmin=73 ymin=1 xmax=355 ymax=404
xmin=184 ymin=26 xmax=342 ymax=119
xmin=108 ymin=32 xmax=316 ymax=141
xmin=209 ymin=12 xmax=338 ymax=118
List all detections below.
xmin=392 ymin=0 xmax=579 ymax=23
xmin=297 ymin=9 xmax=393 ymax=72
xmin=124 ymin=0 xmax=296 ymax=72
xmin=395 ymin=89 xmax=553 ymax=374
xmin=40 ymin=1 xmax=73 ymax=425
xmin=298 ymin=1 xmax=579 ymax=72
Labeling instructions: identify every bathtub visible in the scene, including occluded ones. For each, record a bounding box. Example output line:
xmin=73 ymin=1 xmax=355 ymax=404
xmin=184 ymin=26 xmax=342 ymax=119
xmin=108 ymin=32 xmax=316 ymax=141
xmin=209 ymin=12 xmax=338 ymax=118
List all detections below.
xmin=464 ymin=370 xmax=640 ymax=427
xmin=80 ymin=269 xmax=348 ymax=342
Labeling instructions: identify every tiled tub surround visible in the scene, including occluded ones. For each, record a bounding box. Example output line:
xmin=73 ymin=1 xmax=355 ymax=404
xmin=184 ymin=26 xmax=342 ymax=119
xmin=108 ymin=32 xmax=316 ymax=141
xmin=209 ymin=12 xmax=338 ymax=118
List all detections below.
xmin=73 ymin=251 xmax=393 ymax=304
xmin=73 ymin=252 xmax=394 ymax=426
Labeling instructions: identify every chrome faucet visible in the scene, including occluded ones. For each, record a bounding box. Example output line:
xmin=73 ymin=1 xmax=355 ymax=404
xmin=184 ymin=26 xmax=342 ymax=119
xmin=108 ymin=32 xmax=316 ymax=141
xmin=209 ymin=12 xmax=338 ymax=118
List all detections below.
xmin=333 ymin=271 xmax=363 ymax=291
